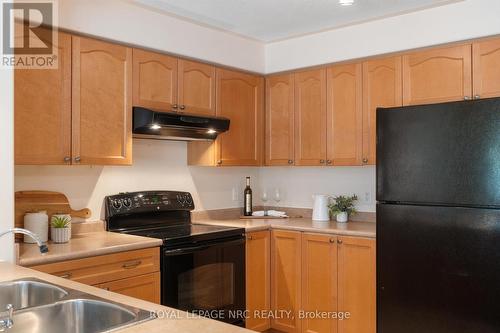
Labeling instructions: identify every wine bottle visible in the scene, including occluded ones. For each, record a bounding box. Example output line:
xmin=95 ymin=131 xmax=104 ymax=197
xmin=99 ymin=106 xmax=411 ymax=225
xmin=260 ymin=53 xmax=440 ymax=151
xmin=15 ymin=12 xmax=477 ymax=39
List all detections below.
xmin=244 ymin=176 xmax=253 ymax=216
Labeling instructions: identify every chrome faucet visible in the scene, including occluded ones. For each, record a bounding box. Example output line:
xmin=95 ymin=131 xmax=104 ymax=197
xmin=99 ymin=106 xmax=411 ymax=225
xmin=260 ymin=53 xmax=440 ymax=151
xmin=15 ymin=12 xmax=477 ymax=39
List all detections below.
xmin=0 ymin=304 xmax=13 ymax=331
xmin=0 ymin=228 xmax=48 ymax=254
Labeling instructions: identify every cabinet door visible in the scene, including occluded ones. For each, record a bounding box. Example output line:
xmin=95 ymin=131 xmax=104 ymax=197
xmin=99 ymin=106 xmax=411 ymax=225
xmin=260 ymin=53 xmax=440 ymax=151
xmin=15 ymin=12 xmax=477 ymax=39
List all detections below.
xmin=362 ymin=56 xmax=402 ymax=165
xmin=337 ymin=237 xmax=376 ymax=333
xmin=132 ymin=49 xmax=177 ymax=110
xmin=294 ymin=69 xmax=327 ymax=166
xmin=302 ymin=233 xmax=338 ymax=333
xmin=72 ymin=36 xmax=132 ymax=165
xmin=403 ymin=44 xmax=472 ymax=106
xmin=178 ymin=59 xmax=216 ymax=115
xmin=473 ymin=38 xmax=500 ymax=99
xmin=271 ymin=230 xmax=302 ymax=333
xmin=326 ymin=64 xmax=363 ymax=166
xmin=266 ymin=74 xmax=295 ymax=166
xmin=14 ymin=31 xmax=72 ymax=165
xmin=216 ymin=68 xmax=264 ymax=166
xmin=246 ymin=231 xmax=271 ymax=332
xmin=98 ymin=272 xmax=160 ymax=304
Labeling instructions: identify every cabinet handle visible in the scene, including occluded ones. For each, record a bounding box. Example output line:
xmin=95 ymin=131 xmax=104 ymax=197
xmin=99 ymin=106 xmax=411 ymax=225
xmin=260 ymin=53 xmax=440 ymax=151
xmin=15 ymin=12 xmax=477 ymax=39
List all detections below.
xmin=64 ymin=157 xmax=71 ymax=163
xmin=59 ymin=272 xmax=72 ymax=279
xmin=172 ymin=104 xmax=178 ymax=109
xmin=180 ymin=105 xmax=186 ymax=110
xmin=363 ymin=158 xmax=368 ymax=164
xmin=474 ymin=95 xmax=480 ymax=100
xmin=287 ymin=160 xmax=293 ymax=165
xmin=464 ymin=96 xmax=471 ymax=100
xmin=329 ymin=238 xmax=335 ymax=243
xmin=122 ymin=260 xmax=142 ymax=269
xmin=104 ymin=287 xmax=110 ymax=291
xmin=337 ymin=239 xmax=343 ymax=244
xmin=74 ymin=156 xmax=81 ymax=163
xmin=320 ymin=160 xmax=325 ymax=164
xmin=247 ymin=235 xmax=253 ymax=241
xmin=217 ymin=160 xmax=222 ymax=165
xmin=326 ymin=160 xmax=332 ymax=165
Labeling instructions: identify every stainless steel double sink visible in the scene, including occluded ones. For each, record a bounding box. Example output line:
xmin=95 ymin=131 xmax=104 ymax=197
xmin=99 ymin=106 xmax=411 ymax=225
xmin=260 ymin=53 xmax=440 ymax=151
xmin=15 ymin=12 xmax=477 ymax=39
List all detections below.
xmin=0 ymin=278 xmax=155 ymax=333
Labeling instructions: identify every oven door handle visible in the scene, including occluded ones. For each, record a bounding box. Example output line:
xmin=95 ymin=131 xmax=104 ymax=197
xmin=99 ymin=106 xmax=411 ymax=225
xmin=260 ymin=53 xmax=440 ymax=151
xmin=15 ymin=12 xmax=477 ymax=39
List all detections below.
xmin=163 ymin=238 xmax=245 ymax=256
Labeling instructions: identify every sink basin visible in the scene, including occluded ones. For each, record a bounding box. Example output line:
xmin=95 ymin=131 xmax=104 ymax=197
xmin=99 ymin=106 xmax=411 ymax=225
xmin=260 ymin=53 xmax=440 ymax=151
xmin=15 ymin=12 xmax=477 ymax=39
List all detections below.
xmin=10 ymin=299 xmax=150 ymax=333
xmin=0 ymin=279 xmax=67 ymax=310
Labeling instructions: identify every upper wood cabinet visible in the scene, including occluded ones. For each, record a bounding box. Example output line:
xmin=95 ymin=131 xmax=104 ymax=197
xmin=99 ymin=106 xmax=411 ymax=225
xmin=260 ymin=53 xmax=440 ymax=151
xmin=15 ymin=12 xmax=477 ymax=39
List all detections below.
xmin=132 ymin=49 xmax=177 ymax=110
xmin=402 ymin=44 xmax=472 ymax=106
xmin=473 ymin=38 xmax=500 ymax=99
xmin=294 ymin=69 xmax=327 ymax=166
xmin=337 ymin=236 xmax=376 ymax=333
xmin=178 ymin=59 xmax=216 ymax=115
xmin=302 ymin=233 xmax=338 ymax=333
xmin=266 ymin=74 xmax=295 ymax=166
xmin=271 ymin=230 xmax=302 ymax=333
xmin=327 ymin=64 xmax=363 ymax=166
xmin=15 ymin=31 xmax=72 ymax=165
xmin=362 ymin=56 xmax=402 ymax=165
xmin=246 ymin=231 xmax=271 ymax=332
xmin=72 ymin=36 xmax=132 ymax=165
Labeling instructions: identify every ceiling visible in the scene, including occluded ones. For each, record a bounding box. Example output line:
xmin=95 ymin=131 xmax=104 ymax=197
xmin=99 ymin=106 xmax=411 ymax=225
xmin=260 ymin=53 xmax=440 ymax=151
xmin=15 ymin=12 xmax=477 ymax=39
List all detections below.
xmin=131 ymin=0 xmax=462 ymax=42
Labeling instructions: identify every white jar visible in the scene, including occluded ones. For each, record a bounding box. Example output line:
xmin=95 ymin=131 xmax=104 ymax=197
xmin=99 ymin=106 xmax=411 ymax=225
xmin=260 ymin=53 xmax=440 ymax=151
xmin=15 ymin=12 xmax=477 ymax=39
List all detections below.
xmin=24 ymin=212 xmax=49 ymax=243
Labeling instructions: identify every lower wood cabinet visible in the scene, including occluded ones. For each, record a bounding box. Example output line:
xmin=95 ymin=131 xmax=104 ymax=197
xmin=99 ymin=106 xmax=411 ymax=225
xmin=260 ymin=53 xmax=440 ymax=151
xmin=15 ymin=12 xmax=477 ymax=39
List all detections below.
xmin=29 ymin=247 xmax=161 ymax=304
xmin=246 ymin=230 xmax=271 ymax=331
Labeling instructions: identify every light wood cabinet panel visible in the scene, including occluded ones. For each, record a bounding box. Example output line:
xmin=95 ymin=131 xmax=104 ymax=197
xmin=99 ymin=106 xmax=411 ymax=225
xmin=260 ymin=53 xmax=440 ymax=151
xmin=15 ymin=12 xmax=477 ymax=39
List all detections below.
xmin=271 ymin=230 xmax=302 ymax=333
xmin=294 ymin=69 xmax=327 ymax=166
xmin=473 ymin=38 xmax=500 ymax=99
xmin=326 ymin=64 xmax=363 ymax=166
xmin=301 ymin=233 xmax=338 ymax=333
xmin=215 ymin=68 xmax=264 ymax=166
xmin=72 ymin=36 xmax=132 ymax=165
xmin=30 ymin=248 xmax=160 ymax=286
xmin=246 ymin=231 xmax=271 ymax=332
xmin=97 ymin=272 xmax=160 ymax=304
xmin=362 ymin=56 xmax=402 ymax=165
xmin=178 ymin=59 xmax=216 ymax=115
xmin=132 ymin=49 xmax=178 ymax=110
xmin=403 ymin=44 xmax=472 ymax=106
xmin=337 ymin=237 xmax=376 ymax=333
xmin=14 ymin=31 xmax=72 ymax=165
xmin=266 ymin=74 xmax=295 ymax=166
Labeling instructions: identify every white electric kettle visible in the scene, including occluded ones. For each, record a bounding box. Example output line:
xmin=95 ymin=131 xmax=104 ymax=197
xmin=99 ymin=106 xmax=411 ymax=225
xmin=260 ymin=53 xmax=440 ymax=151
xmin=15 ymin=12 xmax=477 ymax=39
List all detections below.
xmin=312 ymin=194 xmax=330 ymax=222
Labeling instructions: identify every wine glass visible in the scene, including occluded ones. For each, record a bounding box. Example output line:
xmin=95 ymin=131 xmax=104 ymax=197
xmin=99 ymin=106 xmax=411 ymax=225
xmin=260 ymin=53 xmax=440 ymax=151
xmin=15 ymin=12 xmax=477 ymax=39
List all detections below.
xmin=273 ymin=188 xmax=281 ymax=208
xmin=261 ymin=190 xmax=269 ymax=216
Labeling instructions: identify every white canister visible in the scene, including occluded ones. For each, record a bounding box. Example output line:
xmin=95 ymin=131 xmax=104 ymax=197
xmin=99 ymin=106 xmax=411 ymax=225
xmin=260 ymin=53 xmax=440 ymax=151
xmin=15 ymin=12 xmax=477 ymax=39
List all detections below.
xmin=50 ymin=214 xmax=72 ymax=241
xmin=23 ymin=211 xmax=49 ymax=243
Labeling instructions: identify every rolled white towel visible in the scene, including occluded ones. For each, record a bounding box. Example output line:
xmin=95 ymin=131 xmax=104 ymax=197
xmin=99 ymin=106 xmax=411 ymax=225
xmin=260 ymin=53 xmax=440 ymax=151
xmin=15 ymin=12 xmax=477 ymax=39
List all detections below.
xmin=252 ymin=211 xmax=265 ymax=217
xmin=252 ymin=210 xmax=288 ymax=217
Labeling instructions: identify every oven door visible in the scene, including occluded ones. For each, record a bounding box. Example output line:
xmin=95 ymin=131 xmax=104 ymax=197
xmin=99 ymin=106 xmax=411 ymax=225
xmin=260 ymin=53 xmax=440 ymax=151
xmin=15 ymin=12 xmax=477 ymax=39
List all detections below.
xmin=161 ymin=236 xmax=246 ymax=326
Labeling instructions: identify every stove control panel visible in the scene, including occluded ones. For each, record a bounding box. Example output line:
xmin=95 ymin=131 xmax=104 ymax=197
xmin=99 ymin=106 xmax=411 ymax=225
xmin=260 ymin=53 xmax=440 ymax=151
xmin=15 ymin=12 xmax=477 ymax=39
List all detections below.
xmin=105 ymin=191 xmax=195 ymax=216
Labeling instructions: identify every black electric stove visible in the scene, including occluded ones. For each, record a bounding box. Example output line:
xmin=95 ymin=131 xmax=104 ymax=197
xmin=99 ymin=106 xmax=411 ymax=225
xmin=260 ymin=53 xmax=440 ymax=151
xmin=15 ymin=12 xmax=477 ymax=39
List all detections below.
xmin=105 ymin=191 xmax=246 ymax=326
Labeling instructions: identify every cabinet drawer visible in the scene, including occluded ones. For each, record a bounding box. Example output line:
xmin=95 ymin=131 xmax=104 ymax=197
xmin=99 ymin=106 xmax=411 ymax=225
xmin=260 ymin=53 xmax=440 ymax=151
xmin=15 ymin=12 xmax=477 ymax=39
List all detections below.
xmin=30 ymin=247 xmax=160 ymax=285
xmin=95 ymin=272 xmax=161 ymax=304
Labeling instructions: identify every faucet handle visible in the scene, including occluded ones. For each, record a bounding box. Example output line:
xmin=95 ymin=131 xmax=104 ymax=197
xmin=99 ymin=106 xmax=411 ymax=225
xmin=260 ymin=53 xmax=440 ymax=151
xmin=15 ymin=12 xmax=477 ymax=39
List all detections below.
xmin=0 ymin=304 xmax=14 ymax=330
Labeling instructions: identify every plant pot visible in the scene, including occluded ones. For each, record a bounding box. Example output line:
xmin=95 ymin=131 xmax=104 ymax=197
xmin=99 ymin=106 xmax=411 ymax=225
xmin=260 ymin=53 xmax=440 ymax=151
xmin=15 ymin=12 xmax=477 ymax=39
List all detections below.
xmin=51 ymin=227 xmax=71 ymax=243
xmin=336 ymin=211 xmax=348 ymax=223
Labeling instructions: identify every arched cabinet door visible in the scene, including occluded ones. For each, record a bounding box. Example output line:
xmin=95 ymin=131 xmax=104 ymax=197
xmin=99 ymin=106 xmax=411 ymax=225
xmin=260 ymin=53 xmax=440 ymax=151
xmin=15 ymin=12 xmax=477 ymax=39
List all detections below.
xmin=473 ymin=38 xmax=500 ymax=99
xmin=72 ymin=36 xmax=132 ymax=165
xmin=178 ymin=59 xmax=216 ymax=116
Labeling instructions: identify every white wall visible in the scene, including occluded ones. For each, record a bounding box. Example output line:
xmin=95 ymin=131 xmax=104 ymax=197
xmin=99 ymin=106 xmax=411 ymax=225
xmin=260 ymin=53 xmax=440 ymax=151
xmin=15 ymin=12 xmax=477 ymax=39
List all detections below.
xmin=58 ymin=0 xmax=265 ymax=73
xmin=265 ymin=0 xmax=500 ymax=73
xmin=15 ymin=140 xmax=260 ymax=220
xmin=0 ymin=67 xmax=14 ymax=262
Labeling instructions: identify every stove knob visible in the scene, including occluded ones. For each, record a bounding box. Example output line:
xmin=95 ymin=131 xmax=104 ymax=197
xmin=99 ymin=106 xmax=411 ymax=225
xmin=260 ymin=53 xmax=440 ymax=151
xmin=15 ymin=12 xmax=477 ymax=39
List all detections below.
xmin=123 ymin=198 xmax=132 ymax=208
xmin=112 ymin=199 xmax=122 ymax=209
xmin=185 ymin=195 xmax=193 ymax=205
xmin=177 ymin=194 xmax=185 ymax=205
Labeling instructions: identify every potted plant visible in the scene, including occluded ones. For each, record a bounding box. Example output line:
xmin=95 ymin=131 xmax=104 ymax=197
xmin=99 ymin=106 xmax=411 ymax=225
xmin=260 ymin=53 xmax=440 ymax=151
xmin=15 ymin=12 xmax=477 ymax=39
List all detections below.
xmin=50 ymin=215 xmax=71 ymax=243
xmin=328 ymin=195 xmax=358 ymax=223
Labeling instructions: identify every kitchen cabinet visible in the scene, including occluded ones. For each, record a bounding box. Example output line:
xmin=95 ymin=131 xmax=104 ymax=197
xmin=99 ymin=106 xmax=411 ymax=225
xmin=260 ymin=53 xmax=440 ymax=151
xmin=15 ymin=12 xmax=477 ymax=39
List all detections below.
xmin=246 ymin=231 xmax=271 ymax=331
xmin=294 ymin=69 xmax=327 ymax=166
xmin=402 ymin=44 xmax=472 ymax=106
xmin=301 ymin=233 xmax=338 ymax=333
xmin=96 ymin=272 xmax=160 ymax=304
xmin=337 ymin=236 xmax=376 ymax=333
xmin=133 ymin=49 xmax=178 ymax=111
xmin=188 ymin=68 xmax=264 ymax=166
xmin=473 ymin=38 xmax=500 ymax=99
xmin=326 ymin=63 xmax=363 ymax=166
xmin=29 ymin=248 xmax=161 ymax=304
xmin=14 ymin=31 xmax=72 ymax=165
xmin=271 ymin=230 xmax=302 ymax=332
xmin=178 ymin=59 xmax=216 ymax=115
xmin=362 ymin=56 xmax=402 ymax=165
xmin=72 ymin=36 xmax=132 ymax=165
xmin=266 ymin=74 xmax=295 ymax=166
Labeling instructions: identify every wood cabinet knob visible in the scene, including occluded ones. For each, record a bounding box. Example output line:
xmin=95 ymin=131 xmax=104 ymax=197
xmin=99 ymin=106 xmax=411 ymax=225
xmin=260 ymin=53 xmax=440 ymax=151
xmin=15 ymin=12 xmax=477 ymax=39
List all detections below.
xmin=288 ymin=160 xmax=293 ymax=165
xmin=363 ymin=158 xmax=368 ymax=164
xmin=74 ymin=156 xmax=81 ymax=163
xmin=326 ymin=160 xmax=332 ymax=165
xmin=464 ymin=96 xmax=471 ymax=100
xmin=172 ymin=104 xmax=178 ymax=109
xmin=64 ymin=157 xmax=71 ymax=163
xmin=180 ymin=105 xmax=186 ymax=110
xmin=329 ymin=238 xmax=335 ymax=243
xmin=320 ymin=160 xmax=325 ymax=164
xmin=59 ymin=272 xmax=72 ymax=279
xmin=247 ymin=235 xmax=253 ymax=240
xmin=337 ymin=239 xmax=343 ymax=244
xmin=474 ymin=95 xmax=480 ymax=100
xmin=217 ymin=160 xmax=222 ymax=165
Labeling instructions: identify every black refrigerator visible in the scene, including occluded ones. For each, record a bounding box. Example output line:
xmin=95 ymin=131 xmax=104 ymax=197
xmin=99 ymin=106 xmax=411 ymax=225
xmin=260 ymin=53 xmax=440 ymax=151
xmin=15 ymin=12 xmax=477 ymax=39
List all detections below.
xmin=376 ymin=97 xmax=500 ymax=333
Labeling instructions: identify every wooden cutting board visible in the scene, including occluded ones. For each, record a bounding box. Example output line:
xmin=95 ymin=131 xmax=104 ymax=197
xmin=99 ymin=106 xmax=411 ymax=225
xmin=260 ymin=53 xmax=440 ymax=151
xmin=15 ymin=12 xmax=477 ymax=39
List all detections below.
xmin=15 ymin=191 xmax=92 ymax=236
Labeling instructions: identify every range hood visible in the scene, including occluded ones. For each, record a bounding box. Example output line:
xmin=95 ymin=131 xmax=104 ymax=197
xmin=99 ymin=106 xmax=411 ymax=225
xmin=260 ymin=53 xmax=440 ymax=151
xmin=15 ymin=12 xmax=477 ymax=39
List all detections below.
xmin=133 ymin=107 xmax=230 ymax=141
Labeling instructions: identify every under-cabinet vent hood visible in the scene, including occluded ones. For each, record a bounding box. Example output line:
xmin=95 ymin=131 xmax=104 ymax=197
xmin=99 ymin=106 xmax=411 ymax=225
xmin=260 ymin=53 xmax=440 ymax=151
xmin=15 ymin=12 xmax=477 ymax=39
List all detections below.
xmin=133 ymin=107 xmax=230 ymax=141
